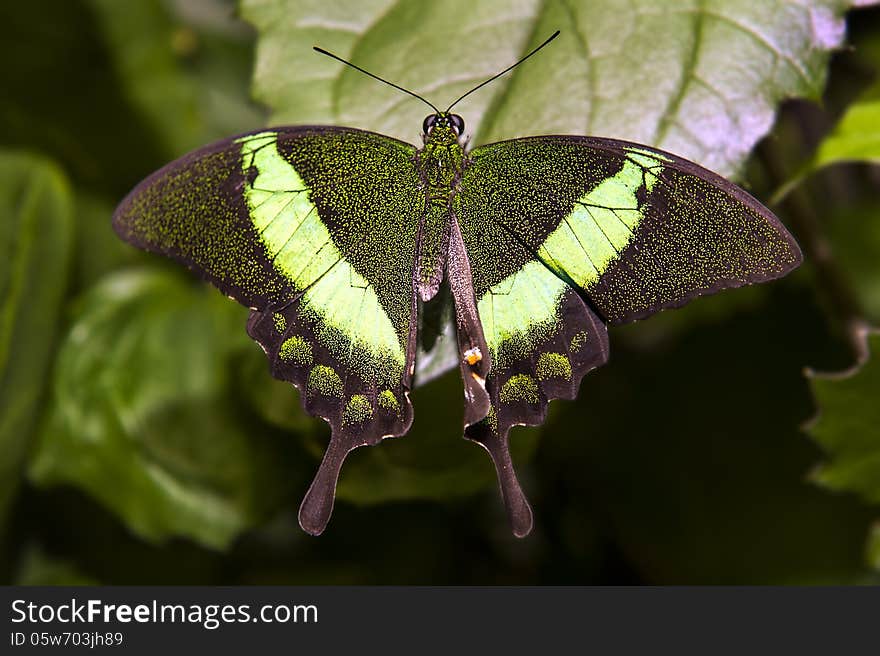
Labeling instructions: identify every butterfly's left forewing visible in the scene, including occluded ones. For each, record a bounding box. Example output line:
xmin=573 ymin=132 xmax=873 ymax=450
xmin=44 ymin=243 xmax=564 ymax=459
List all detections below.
xmin=113 ymin=127 xmax=421 ymax=535
xmin=455 ymin=135 xmax=801 ymax=535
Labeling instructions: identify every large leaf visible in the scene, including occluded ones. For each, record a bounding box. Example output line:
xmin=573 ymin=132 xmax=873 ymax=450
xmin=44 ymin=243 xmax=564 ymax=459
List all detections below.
xmin=807 ymin=328 xmax=880 ymax=506
xmin=0 ymin=151 xmax=73 ymax=530
xmin=241 ymin=0 xmax=858 ymax=388
xmin=28 ymin=270 xmax=296 ymax=549
xmin=242 ymin=0 xmax=855 ymax=177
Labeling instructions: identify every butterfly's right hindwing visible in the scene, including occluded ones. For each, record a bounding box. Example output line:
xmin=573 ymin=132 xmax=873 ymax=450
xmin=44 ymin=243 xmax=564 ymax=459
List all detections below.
xmin=113 ymin=127 xmax=422 ymax=535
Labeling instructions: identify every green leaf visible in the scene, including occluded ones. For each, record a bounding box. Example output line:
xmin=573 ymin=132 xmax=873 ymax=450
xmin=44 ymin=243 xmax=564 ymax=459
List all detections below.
xmin=242 ymin=0 xmax=855 ymax=177
xmin=814 ymin=81 xmax=880 ymax=168
xmin=0 ymin=150 xmax=73 ymax=529
xmin=241 ymin=0 xmax=855 ymax=387
xmin=772 ymin=79 xmax=880 ymax=202
xmin=822 ymin=200 xmax=880 ymax=323
xmin=807 ymin=328 xmax=880 ymax=507
xmin=28 ymin=270 xmax=295 ymax=550
xmin=15 ymin=547 xmax=99 ymax=586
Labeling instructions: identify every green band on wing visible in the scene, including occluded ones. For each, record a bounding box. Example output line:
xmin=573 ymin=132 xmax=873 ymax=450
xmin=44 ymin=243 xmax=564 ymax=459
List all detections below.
xmin=538 ymin=152 xmax=663 ymax=288
xmin=238 ymin=132 xmax=338 ymax=291
xmin=238 ymin=132 xmax=404 ymax=370
xmin=478 ymin=260 xmax=567 ymax=357
xmin=624 ymin=146 xmax=672 ymax=166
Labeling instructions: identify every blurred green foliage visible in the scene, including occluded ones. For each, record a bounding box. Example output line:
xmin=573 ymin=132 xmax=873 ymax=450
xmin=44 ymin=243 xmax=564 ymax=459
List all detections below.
xmin=807 ymin=330 xmax=880 ymax=505
xmin=1 ymin=0 xmax=880 ymax=584
xmin=29 ymin=270 xmax=297 ymax=548
xmin=0 ymin=152 xmax=72 ymax=530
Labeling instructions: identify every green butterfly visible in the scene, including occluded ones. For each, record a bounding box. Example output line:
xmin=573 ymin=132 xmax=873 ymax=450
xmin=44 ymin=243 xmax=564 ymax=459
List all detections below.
xmin=113 ymin=33 xmax=801 ymax=537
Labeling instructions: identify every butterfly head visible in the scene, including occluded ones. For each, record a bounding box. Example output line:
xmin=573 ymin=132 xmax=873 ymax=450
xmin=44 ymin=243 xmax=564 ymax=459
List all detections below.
xmin=423 ymin=112 xmax=465 ymax=145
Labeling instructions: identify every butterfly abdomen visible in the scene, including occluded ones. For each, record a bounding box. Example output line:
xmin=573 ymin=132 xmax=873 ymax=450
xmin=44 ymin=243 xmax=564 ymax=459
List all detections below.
xmin=415 ymin=203 xmax=451 ymax=301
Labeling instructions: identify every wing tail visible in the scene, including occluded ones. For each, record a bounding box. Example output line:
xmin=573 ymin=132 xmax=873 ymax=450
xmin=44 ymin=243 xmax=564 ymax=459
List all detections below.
xmin=465 ymin=423 xmax=534 ymax=538
xmin=463 ymin=279 xmax=609 ymax=537
xmin=248 ymin=290 xmax=416 ymax=535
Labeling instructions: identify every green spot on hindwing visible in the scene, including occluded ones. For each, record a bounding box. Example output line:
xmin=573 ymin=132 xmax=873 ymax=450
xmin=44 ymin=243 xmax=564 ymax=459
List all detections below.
xmin=485 ymin=405 xmax=499 ymax=435
xmin=536 ymin=352 xmax=572 ymax=380
xmin=307 ymin=365 xmax=343 ymax=397
xmin=343 ymin=395 xmax=373 ymax=425
xmin=570 ymin=331 xmax=590 ymax=352
xmin=279 ymin=335 xmax=313 ymax=366
xmin=499 ymin=374 xmax=540 ymax=404
xmin=272 ymin=312 xmax=287 ymax=333
xmin=378 ymin=389 xmax=400 ymax=414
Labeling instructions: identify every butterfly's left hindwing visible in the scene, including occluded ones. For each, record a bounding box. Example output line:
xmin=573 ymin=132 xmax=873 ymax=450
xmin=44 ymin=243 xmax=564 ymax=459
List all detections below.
xmin=113 ymin=127 xmax=421 ymax=535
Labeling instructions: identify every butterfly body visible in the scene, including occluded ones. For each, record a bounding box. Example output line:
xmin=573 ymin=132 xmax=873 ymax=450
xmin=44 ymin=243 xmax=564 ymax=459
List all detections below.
xmin=414 ymin=114 xmax=466 ymax=301
xmin=114 ymin=111 xmax=801 ymax=537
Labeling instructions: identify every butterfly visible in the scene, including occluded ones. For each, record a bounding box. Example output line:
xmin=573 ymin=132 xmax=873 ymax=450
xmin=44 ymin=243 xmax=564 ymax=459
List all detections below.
xmin=112 ymin=32 xmax=801 ymax=537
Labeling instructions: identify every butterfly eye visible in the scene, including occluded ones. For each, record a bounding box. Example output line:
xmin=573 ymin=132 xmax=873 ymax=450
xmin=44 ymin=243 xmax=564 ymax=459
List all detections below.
xmin=450 ymin=114 xmax=465 ymax=135
xmin=423 ymin=115 xmax=438 ymax=134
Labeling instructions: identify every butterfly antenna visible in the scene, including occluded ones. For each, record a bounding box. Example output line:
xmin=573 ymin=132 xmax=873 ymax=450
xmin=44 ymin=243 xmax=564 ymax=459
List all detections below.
xmin=313 ymin=46 xmax=441 ymax=114
xmin=445 ymin=30 xmax=560 ymax=113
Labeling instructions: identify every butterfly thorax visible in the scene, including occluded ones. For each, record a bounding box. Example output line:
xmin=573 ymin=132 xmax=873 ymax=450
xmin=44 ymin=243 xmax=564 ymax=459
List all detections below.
xmin=414 ymin=118 xmax=468 ymax=301
xmin=419 ymin=129 xmax=465 ymax=201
